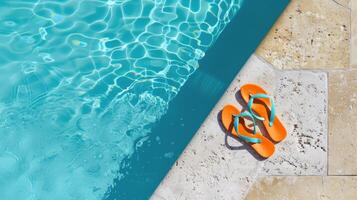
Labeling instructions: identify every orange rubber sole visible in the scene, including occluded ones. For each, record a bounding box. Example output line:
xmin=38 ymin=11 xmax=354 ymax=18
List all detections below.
xmin=240 ymin=84 xmax=287 ymax=142
xmin=221 ymin=105 xmax=275 ymax=158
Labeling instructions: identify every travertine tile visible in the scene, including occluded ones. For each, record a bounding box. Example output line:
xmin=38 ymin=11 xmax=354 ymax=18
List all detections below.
xmin=152 ymin=55 xmax=328 ymax=200
xmin=256 ymin=0 xmax=350 ymax=69
xmin=245 ymin=176 xmax=357 ymax=200
xmin=262 ymin=70 xmax=327 ymax=175
xmin=329 ymin=70 xmax=357 ymax=175
xmin=352 ymin=0 xmax=357 ymax=67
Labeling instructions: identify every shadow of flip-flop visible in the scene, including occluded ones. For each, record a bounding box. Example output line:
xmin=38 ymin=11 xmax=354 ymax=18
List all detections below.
xmin=216 ymin=110 xmax=266 ymax=161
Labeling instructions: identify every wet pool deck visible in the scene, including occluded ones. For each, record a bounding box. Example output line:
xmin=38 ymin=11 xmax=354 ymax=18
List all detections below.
xmin=152 ymin=0 xmax=357 ymax=199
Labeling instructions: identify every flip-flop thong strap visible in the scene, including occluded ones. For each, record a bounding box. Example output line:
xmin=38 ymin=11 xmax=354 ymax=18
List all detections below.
xmin=247 ymin=93 xmax=276 ymax=127
xmin=233 ymin=111 xmax=261 ymax=144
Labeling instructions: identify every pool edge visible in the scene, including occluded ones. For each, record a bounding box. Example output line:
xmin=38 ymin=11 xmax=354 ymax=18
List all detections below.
xmin=106 ymin=1 xmax=291 ymax=199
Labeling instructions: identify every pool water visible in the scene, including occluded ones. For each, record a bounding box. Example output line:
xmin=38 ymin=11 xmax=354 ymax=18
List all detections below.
xmin=0 ymin=0 xmax=243 ymax=199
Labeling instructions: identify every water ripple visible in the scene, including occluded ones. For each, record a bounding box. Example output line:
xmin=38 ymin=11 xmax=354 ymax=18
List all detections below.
xmin=0 ymin=0 xmax=244 ymax=199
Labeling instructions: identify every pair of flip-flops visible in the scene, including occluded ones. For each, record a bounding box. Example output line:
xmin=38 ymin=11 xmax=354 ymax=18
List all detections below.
xmin=221 ymin=84 xmax=287 ymax=158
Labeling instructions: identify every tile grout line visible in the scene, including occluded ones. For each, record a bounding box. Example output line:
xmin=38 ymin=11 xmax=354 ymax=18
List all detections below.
xmin=259 ymin=174 xmax=357 ymax=177
xmin=331 ymin=0 xmax=351 ymax=10
xmin=262 ymin=68 xmax=357 ymax=72
xmin=326 ymin=70 xmax=330 ymax=176
xmin=349 ymin=0 xmax=352 ymax=69
xmin=255 ymin=53 xmax=357 ymax=72
xmin=241 ymin=162 xmax=265 ymax=200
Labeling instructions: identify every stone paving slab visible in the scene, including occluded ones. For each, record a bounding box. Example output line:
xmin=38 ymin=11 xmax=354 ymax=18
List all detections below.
xmin=262 ymin=69 xmax=327 ymax=175
xmin=329 ymin=70 xmax=357 ymax=175
xmin=256 ymin=0 xmax=350 ymax=69
xmin=245 ymin=176 xmax=357 ymax=200
xmin=151 ymin=55 xmax=328 ymax=200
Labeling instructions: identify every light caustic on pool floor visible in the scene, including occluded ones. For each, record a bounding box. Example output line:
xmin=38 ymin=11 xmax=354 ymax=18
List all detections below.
xmin=0 ymin=0 xmax=243 ymax=199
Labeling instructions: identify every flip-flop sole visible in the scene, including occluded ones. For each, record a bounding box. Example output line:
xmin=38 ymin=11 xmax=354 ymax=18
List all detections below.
xmin=221 ymin=105 xmax=275 ymax=158
xmin=240 ymin=84 xmax=287 ymax=142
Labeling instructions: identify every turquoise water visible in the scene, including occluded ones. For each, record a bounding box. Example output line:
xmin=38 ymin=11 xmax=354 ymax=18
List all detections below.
xmin=0 ymin=0 xmax=243 ymax=199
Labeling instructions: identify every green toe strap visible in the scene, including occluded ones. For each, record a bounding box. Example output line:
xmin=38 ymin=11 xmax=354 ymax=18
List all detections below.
xmin=247 ymin=93 xmax=276 ymax=127
xmin=233 ymin=111 xmax=261 ymax=144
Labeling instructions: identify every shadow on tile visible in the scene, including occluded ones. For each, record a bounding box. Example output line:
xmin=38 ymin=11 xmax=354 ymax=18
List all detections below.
xmin=216 ymin=109 xmax=266 ymax=161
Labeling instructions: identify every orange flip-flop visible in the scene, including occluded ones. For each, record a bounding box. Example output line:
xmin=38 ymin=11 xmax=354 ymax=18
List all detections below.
xmin=221 ymin=105 xmax=275 ymax=158
xmin=240 ymin=84 xmax=287 ymax=142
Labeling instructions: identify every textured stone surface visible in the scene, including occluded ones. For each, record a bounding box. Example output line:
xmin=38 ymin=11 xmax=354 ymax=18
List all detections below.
xmin=329 ymin=70 xmax=357 ymax=175
xmin=352 ymin=0 xmax=357 ymax=67
xmin=245 ymin=176 xmax=357 ymax=200
xmin=256 ymin=0 xmax=350 ymax=69
xmin=151 ymin=55 xmax=328 ymax=200
xmin=261 ymin=70 xmax=327 ymax=175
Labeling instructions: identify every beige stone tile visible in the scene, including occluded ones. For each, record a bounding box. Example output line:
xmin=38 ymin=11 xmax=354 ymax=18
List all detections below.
xmin=262 ymin=70 xmax=327 ymax=176
xmin=245 ymin=176 xmax=357 ymax=200
xmin=329 ymin=70 xmax=357 ymax=175
xmin=256 ymin=0 xmax=350 ymax=69
xmin=352 ymin=0 xmax=357 ymax=67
